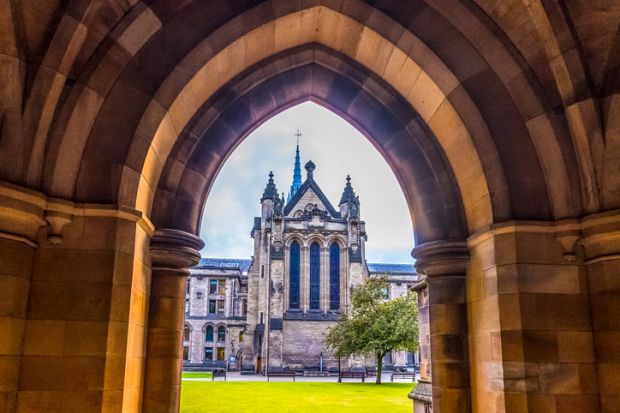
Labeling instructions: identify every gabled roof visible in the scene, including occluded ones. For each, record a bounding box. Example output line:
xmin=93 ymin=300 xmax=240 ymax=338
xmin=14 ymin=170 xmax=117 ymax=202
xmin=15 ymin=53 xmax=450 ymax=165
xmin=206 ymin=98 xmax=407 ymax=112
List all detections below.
xmin=283 ymin=175 xmax=340 ymax=218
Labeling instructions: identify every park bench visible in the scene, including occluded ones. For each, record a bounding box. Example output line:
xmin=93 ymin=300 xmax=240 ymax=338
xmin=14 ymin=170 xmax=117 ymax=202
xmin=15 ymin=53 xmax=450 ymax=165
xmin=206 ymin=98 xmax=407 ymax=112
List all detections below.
xmin=212 ymin=369 xmax=227 ymax=381
xmin=390 ymin=372 xmax=416 ymax=382
xmin=266 ymin=369 xmax=296 ymax=381
xmin=365 ymin=368 xmax=377 ymax=377
xmin=338 ymin=370 xmax=366 ymax=382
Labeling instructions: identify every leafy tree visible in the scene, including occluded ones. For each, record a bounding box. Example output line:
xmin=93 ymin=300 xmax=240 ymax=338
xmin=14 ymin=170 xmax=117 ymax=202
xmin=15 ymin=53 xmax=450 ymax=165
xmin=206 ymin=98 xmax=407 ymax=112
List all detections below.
xmin=325 ymin=277 xmax=418 ymax=384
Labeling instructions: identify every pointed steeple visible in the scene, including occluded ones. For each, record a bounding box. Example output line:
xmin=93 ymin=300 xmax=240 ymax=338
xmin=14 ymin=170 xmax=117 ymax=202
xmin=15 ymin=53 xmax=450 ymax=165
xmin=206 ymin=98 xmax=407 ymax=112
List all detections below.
xmin=339 ymin=175 xmax=357 ymax=205
xmin=287 ymin=130 xmax=303 ymax=203
xmin=261 ymin=171 xmax=279 ymax=201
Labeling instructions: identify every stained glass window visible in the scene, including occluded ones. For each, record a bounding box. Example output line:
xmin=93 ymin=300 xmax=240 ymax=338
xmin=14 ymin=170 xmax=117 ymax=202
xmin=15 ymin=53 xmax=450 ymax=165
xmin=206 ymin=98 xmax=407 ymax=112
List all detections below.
xmin=289 ymin=242 xmax=300 ymax=309
xmin=310 ymin=242 xmax=321 ymax=310
xmin=329 ymin=243 xmax=340 ymax=310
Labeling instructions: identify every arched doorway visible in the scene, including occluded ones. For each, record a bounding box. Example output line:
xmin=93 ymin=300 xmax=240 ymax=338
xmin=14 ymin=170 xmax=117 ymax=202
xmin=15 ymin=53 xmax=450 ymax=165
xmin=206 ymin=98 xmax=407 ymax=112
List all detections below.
xmin=1 ymin=1 xmax=618 ymax=413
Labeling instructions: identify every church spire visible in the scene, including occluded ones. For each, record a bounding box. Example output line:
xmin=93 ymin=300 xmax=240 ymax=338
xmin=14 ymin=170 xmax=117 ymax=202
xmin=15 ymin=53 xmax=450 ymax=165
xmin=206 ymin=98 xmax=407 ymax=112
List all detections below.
xmin=339 ymin=175 xmax=357 ymax=205
xmin=261 ymin=171 xmax=279 ymax=201
xmin=287 ymin=130 xmax=303 ymax=203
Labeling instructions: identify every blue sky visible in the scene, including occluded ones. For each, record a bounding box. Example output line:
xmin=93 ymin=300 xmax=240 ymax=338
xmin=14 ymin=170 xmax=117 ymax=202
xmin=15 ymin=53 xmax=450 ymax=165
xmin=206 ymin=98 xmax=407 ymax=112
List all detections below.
xmin=199 ymin=102 xmax=414 ymax=263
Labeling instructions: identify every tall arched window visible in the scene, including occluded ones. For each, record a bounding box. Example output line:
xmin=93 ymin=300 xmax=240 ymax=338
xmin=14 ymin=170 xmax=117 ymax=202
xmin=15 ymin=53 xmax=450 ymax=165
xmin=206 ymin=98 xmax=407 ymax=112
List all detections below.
xmin=289 ymin=242 xmax=300 ymax=310
xmin=183 ymin=324 xmax=190 ymax=341
xmin=309 ymin=242 xmax=321 ymax=310
xmin=205 ymin=325 xmax=214 ymax=342
xmin=217 ymin=326 xmax=226 ymax=342
xmin=329 ymin=243 xmax=340 ymax=310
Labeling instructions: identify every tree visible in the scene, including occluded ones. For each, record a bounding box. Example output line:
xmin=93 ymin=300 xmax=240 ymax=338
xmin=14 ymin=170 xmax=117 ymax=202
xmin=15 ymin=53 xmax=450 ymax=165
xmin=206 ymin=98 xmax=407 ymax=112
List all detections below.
xmin=325 ymin=277 xmax=418 ymax=384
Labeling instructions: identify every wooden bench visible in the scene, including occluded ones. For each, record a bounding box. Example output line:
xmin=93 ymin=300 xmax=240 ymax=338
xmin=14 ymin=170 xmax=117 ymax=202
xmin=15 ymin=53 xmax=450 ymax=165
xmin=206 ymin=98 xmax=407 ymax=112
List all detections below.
xmin=390 ymin=372 xmax=416 ymax=382
xmin=212 ymin=369 xmax=227 ymax=381
xmin=339 ymin=371 xmax=366 ymax=382
xmin=365 ymin=369 xmax=377 ymax=378
xmin=266 ymin=370 xmax=296 ymax=382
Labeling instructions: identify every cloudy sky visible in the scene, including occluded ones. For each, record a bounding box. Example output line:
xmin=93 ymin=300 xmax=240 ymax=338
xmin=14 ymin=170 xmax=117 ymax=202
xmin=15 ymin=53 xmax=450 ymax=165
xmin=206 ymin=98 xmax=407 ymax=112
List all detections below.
xmin=200 ymin=102 xmax=415 ymax=263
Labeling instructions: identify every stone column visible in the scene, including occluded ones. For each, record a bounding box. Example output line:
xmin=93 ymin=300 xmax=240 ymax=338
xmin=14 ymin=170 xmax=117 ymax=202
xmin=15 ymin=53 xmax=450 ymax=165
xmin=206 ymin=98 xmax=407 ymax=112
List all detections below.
xmin=409 ymin=280 xmax=432 ymax=412
xmin=413 ymin=241 xmax=470 ymax=413
xmin=142 ymin=229 xmax=203 ymax=413
xmin=0 ymin=183 xmax=46 ymax=412
xmin=580 ymin=210 xmax=620 ymax=412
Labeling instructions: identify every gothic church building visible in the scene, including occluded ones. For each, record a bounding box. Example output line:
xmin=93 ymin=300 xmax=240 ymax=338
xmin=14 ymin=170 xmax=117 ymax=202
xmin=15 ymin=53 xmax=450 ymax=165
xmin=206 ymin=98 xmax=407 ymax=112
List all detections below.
xmin=184 ymin=144 xmax=419 ymax=372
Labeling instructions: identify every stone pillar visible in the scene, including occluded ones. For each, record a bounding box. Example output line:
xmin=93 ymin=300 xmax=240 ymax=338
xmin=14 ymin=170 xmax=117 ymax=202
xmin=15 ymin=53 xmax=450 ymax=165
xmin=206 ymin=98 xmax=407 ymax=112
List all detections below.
xmin=413 ymin=241 xmax=470 ymax=413
xmin=580 ymin=210 xmax=620 ymax=412
xmin=409 ymin=280 xmax=432 ymax=412
xmin=467 ymin=221 xmax=597 ymax=412
xmin=0 ymin=183 xmax=46 ymax=412
xmin=142 ymin=229 xmax=203 ymax=413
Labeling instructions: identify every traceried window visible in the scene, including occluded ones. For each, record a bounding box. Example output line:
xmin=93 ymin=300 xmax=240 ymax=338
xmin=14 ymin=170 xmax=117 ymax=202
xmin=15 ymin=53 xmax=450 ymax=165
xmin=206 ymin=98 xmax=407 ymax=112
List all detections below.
xmin=309 ymin=242 xmax=321 ymax=310
xmin=329 ymin=243 xmax=340 ymax=310
xmin=205 ymin=325 xmax=214 ymax=342
xmin=217 ymin=326 xmax=226 ymax=342
xmin=289 ymin=242 xmax=300 ymax=310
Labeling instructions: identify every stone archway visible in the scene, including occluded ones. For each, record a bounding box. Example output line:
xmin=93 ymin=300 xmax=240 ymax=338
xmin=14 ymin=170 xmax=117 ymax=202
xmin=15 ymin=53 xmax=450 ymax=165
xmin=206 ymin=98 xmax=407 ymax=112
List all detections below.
xmin=1 ymin=1 xmax=620 ymax=412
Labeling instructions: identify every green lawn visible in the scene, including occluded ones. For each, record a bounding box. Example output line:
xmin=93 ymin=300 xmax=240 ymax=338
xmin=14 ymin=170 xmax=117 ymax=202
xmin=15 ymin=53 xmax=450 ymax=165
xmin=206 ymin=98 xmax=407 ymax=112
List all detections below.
xmin=182 ymin=372 xmax=213 ymax=379
xmin=181 ymin=381 xmax=413 ymax=413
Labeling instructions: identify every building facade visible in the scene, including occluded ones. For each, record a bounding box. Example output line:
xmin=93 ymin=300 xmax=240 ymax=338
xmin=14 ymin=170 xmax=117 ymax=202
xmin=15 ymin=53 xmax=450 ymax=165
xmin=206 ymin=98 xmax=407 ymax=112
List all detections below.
xmin=183 ymin=145 xmax=419 ymax=372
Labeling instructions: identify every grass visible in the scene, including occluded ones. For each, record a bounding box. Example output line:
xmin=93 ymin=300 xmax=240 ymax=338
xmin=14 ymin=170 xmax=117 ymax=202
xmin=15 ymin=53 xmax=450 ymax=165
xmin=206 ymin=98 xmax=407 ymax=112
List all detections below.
xmin=182 ymin=372 xmax=213 ymax=379
xmin=180 ymin=381 xmax=413 ymax=413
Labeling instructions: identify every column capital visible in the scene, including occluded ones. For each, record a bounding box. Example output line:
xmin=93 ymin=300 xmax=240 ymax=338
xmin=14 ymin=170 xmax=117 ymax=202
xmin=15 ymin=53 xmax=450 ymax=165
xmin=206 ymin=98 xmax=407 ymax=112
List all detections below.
xmin=578 ymin=209 xmax=620 ymax=263
xmin=412 ymin=240 xmax=469 ymax=276
xmin=150 ymin=228 xmax=204 ymax=270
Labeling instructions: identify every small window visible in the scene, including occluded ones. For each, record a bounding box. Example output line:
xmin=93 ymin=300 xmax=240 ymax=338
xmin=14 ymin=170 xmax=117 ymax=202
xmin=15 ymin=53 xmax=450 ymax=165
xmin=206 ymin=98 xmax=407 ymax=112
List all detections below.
xmin=242 ymin=299 xmax=247 ymax=315
xmin=261 ymin=265 xmax=264 ymax=278
xmin=381 ymin=286 xmax=390 ymax=300
xmin=218 ymin=279 xmax=226 ymax=295
xmin=217 ymin=326 xmax=226 ymax=342
xmin=204 ymin=347 xmax=213 ymax=361
xmin=217 ymin=300 xmax=225 ymax=315
xmin=239 ymin=331 xmax=244 ymax=343
xmin=260 ymin=312 xmax=264 ymax=324
xmin=183 ymin=325 xmax=190 ymax=341
xmin=209 ymin=280 xmax=218 ymax=294
xmin=209 ymin=300 xmax=216 ymax=314
xmin=205 ymin=326 xmax=214 ymax=342
xmin=196 ymin=291 xmax=203 ymax=299
xmin=217 ymin=347 xmax=225 ymax=361
xmin=183 ymin=346 xmax=189 ymax=361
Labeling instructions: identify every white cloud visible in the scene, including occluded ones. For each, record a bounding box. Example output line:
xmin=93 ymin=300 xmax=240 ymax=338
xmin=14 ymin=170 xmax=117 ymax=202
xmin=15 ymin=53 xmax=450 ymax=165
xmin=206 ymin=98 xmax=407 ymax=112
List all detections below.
xmin=200 ymin=102 xmax=415 ymax=263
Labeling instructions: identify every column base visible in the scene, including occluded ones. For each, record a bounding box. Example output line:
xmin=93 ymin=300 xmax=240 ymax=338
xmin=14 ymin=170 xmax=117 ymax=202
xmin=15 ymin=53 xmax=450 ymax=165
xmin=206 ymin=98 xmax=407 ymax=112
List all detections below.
xmin=409 ymin=380 xmax=433 ymax=413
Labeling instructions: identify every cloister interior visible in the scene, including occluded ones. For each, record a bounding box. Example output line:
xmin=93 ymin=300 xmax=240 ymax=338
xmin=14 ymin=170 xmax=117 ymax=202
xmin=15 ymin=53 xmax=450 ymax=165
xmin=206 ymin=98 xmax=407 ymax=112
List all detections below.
xmin=1 ymin=1 xmax=619 ymax=412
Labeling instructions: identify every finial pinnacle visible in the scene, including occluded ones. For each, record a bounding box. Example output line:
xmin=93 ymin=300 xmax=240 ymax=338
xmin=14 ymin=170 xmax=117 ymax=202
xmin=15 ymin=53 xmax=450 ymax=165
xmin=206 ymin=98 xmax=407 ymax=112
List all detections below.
xmin=295 ymin=129 xmax=302 ymax=145
xmin=305 ymin=160 xmax=316 ymax=179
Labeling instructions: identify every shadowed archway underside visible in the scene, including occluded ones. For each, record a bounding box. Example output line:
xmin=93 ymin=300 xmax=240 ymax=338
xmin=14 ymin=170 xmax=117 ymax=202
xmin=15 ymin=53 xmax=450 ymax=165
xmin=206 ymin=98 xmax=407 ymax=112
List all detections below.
xmin=2 ymin=1 xmax=620 ymax=413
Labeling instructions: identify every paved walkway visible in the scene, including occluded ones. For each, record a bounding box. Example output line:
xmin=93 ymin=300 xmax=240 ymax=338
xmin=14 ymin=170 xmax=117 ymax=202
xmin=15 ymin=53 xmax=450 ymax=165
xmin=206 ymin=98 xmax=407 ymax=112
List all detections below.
xmin=183 ymin=372 xmax=419 ymax=383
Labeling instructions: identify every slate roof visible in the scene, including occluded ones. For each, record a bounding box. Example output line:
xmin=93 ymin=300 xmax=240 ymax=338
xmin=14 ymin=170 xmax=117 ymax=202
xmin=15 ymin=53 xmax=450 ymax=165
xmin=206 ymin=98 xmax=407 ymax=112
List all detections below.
xmin=196 ymin=258 xmax=252 ymax=273
xmin=367 ymin=262 xmax=416 ymax=275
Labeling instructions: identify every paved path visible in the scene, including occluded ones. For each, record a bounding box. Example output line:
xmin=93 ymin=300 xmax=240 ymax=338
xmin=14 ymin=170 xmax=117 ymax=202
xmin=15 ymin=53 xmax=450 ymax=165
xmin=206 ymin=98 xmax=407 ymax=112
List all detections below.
xmin=183 ymin=372 xmax=419 ymax=383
